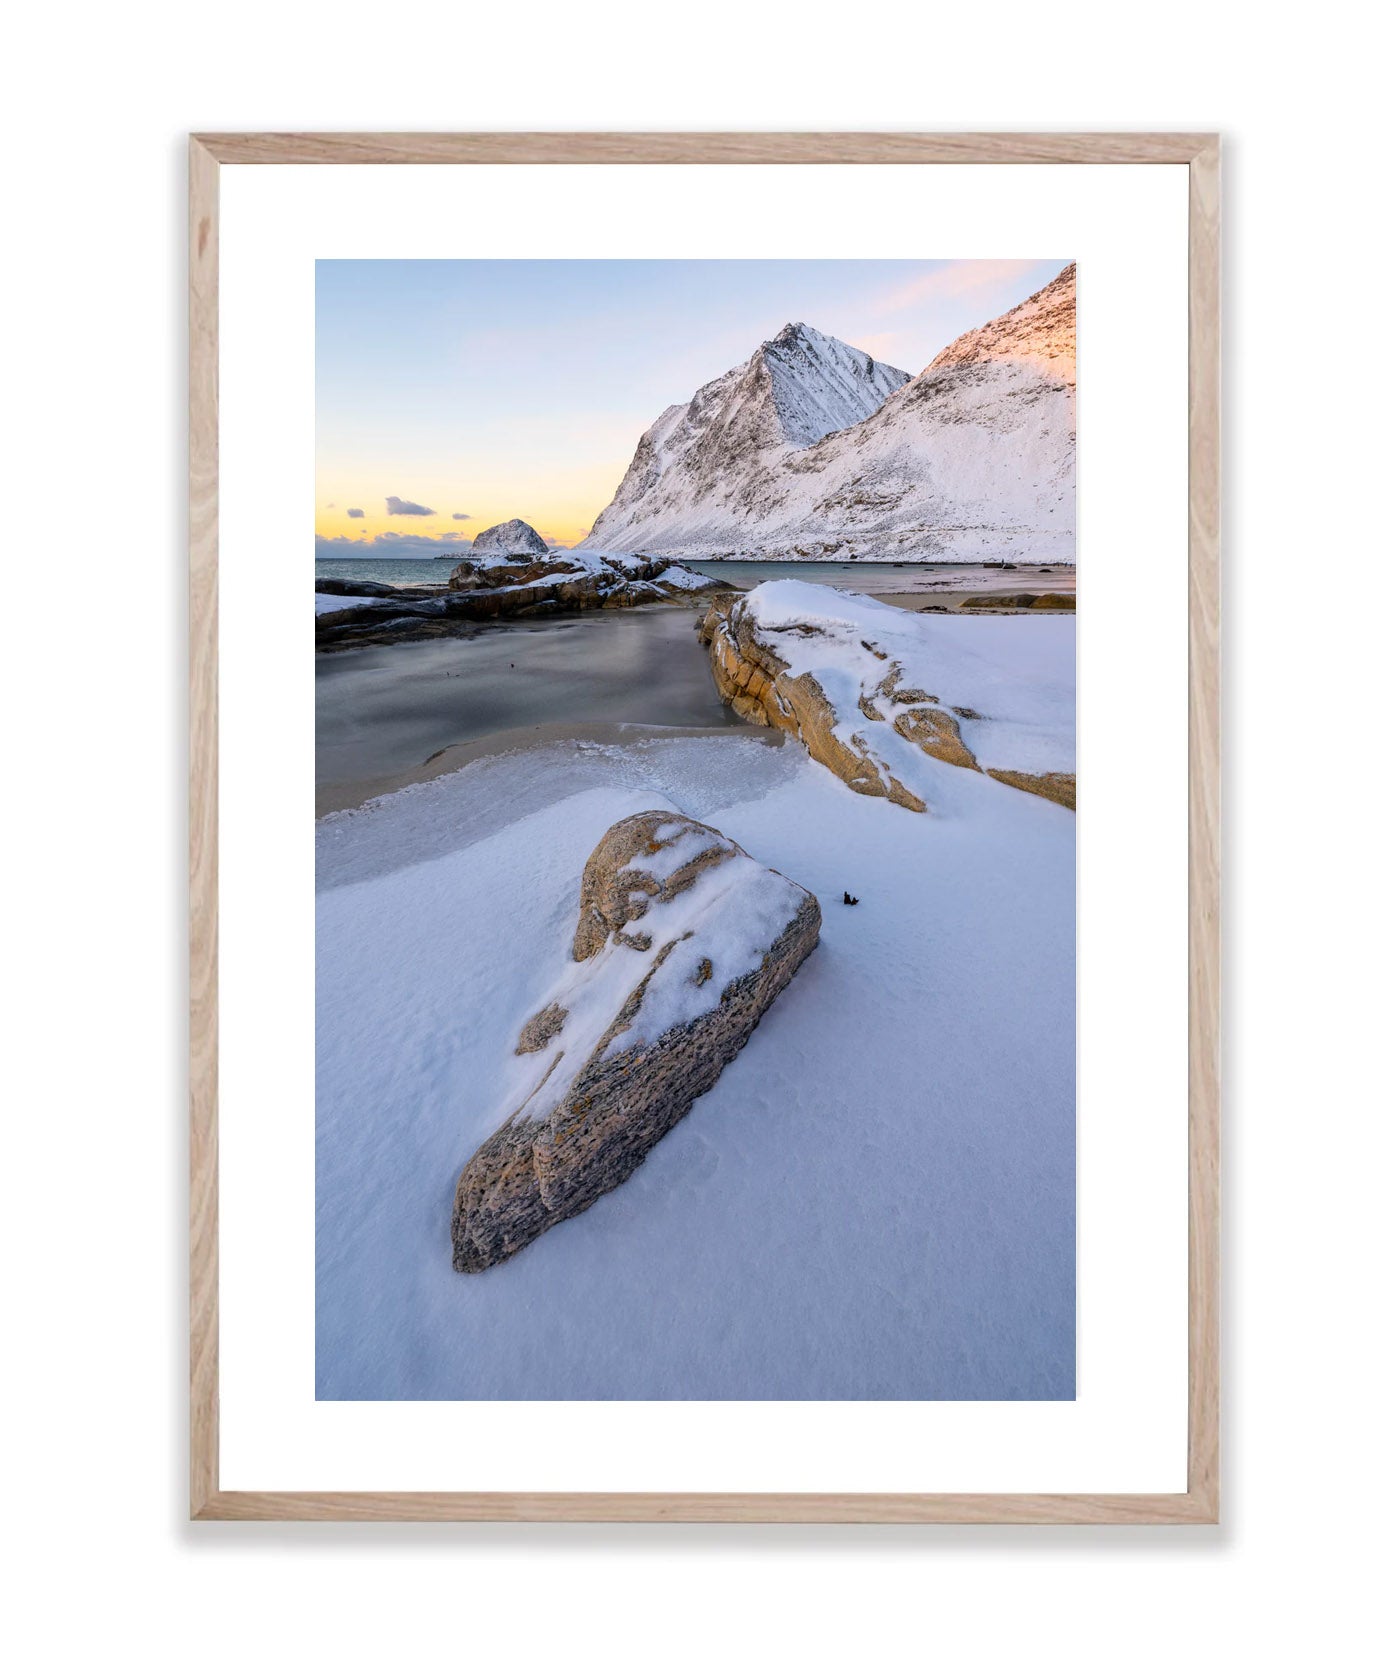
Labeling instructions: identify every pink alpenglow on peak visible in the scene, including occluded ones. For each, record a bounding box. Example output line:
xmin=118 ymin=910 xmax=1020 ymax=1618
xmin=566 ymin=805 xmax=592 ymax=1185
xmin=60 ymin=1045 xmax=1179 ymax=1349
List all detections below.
xmin=928 ymin=262 xmax=1076 ymax=387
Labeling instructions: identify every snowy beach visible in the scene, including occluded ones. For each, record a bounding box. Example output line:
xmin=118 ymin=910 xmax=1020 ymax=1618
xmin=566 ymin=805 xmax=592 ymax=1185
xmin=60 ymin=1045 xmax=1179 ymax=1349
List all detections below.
xmin=316 ymin=608 xmax=1076 ymax=1400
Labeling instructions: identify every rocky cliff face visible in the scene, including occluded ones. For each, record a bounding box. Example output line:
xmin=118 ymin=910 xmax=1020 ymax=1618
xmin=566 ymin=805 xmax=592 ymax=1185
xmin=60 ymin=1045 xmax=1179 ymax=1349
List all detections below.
xmin=585 ymin=264 xmax=1076 ymax=563
xmin=451 ymin=811 xmax=821 ymax=1271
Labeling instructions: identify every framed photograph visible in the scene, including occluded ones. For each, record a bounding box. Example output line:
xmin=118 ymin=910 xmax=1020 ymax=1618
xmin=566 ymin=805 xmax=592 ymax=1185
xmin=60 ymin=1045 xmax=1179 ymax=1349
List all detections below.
xmin=190 ymin=131 xmax=1219 ymax=1522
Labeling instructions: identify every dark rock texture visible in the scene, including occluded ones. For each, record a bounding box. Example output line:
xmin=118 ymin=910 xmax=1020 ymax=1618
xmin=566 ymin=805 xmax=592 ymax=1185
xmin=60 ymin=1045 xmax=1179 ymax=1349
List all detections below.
xmin=959 ymin=592 xmax=1076 ymax=612
xmin=315 ymin=555 xmax=717 ymax=648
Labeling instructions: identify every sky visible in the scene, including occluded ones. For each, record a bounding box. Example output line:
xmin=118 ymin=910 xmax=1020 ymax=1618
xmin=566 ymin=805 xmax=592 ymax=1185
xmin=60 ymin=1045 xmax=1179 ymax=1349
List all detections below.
xmin=315 ymin=257 xmax=1068 ymax=559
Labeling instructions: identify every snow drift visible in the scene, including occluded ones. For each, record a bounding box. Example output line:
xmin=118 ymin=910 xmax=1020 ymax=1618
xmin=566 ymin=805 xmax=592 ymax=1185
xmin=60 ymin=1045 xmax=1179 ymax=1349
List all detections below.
xmin=316 ymin=720 xmax=1075 ymax=1400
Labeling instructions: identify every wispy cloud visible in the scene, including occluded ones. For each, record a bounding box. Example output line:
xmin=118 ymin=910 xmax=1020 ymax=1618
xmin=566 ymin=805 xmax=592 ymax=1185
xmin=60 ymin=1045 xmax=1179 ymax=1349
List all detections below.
xmin=316 ymin=530 xmax=464 ymax=559
xmin=451 ymin=511 xmax=471 ymax=520
xmin=385 ymin=495 xmax=435 ymax=517
xmin=873 ymin=259 xmax=1045 ymax=316
xmin=346 ymin=507 xmax=365 ymax=519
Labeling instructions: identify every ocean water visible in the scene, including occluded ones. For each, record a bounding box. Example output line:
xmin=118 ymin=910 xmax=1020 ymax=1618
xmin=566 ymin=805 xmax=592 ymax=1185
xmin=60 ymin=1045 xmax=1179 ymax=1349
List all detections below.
xmin=316 ymin=556 xmax=465 ymax=589
xmin=317 ymin=603 xmax=751 ymax=793
xmin=314 ymin=555 xmax=1074 ymax=595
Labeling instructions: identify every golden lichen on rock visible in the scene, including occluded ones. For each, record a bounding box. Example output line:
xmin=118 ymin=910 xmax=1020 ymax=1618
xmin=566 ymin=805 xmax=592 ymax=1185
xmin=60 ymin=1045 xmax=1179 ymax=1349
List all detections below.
xmin=516 ymin=1002 xmax=568 ymax=1055
xmin=986 ymin=769 xmax=1077 ymax=810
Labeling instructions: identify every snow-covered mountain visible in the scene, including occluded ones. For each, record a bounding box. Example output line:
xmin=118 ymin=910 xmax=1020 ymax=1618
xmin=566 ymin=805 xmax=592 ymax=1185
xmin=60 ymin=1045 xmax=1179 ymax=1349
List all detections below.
xmin=583 ymin=264 xmax=1076 ymax=563
xmin=583 ymin=324 xmax=909 ymax=552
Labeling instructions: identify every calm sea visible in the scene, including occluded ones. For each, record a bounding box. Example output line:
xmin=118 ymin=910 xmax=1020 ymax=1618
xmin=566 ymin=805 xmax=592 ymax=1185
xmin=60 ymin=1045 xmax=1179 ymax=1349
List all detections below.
xmin=316 ymin=605 xmax=750 ymax=793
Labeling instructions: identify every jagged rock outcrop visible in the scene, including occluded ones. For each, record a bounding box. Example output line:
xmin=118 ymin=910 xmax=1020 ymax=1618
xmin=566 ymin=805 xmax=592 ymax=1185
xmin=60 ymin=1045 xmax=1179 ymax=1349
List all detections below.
xmin=451 ymin=811 xmax=821 ymax=1271
xmin=443 ymin=550 xmax=710 ymax=608
xmin=315 ymin=553 xmax=715 ymax=647
xmin=471 ymin=518 xmax=549 ymax=555
xmin=585 ymin=265 xmax=1076 ymax=563
xmin=446 ymin=554 xmax=562 ymax=590
xmin=699 ymin=580 xmax=1076 ymax=812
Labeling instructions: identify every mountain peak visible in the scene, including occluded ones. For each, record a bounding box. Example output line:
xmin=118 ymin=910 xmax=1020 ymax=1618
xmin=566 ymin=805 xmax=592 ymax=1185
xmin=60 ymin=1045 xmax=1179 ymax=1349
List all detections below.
xmin=584 ymin=324 xmax=910 ymax=547
xmin=756 ymin=323 xmax=910 ymax=449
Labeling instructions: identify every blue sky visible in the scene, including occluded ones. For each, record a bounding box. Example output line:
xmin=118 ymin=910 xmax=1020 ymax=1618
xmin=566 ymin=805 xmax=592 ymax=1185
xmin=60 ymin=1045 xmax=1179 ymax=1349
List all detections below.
xmin=316 ymin=257 xmax=1067 ymax=556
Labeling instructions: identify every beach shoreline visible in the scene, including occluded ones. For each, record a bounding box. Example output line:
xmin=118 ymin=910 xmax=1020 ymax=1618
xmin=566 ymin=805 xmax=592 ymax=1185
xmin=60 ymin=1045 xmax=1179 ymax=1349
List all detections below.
xmin=315 ymin=586 xmax=1074 ymax=817
xmin=317 ymin=720 xmax=785 ymax=818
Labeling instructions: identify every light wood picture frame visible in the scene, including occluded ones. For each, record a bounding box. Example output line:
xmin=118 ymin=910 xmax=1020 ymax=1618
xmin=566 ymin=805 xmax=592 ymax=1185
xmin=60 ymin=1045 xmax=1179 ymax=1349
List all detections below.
xmin=190 ymin=130 xmax=1220 ymax=1523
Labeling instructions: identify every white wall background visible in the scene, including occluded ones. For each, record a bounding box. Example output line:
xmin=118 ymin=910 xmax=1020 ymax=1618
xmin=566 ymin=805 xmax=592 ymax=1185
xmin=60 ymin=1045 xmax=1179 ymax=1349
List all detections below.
xmin=4 ymin=4 xmax=1392 ymax=1676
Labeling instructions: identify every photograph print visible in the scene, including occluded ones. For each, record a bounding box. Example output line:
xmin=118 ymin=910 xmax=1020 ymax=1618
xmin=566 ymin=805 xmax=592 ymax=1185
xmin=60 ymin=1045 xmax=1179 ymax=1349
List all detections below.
xmin=315 ymin=257 xmax=1077 ymax=1401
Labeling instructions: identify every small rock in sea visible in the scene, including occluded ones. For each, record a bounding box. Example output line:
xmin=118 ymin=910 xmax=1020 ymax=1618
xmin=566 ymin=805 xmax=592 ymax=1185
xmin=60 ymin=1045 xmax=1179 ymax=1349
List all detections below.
xmin=470 ymin=517 xmax=550 ymax=556
xmin=451 ymin=810 xmax=821 ymax=1272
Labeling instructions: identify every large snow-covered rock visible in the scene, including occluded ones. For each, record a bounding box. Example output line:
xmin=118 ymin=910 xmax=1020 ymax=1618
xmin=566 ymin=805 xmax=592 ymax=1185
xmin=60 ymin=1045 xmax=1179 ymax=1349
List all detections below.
xmin=451 ymin=810 xmax=821 ymax=1272
xmin=471 ymin=517 xmax=549 ymax=555
xmin=700 ymin=580 xmax=1076 ymax=811
xmin=585 ymin=264 xmax=1076 ymax=563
